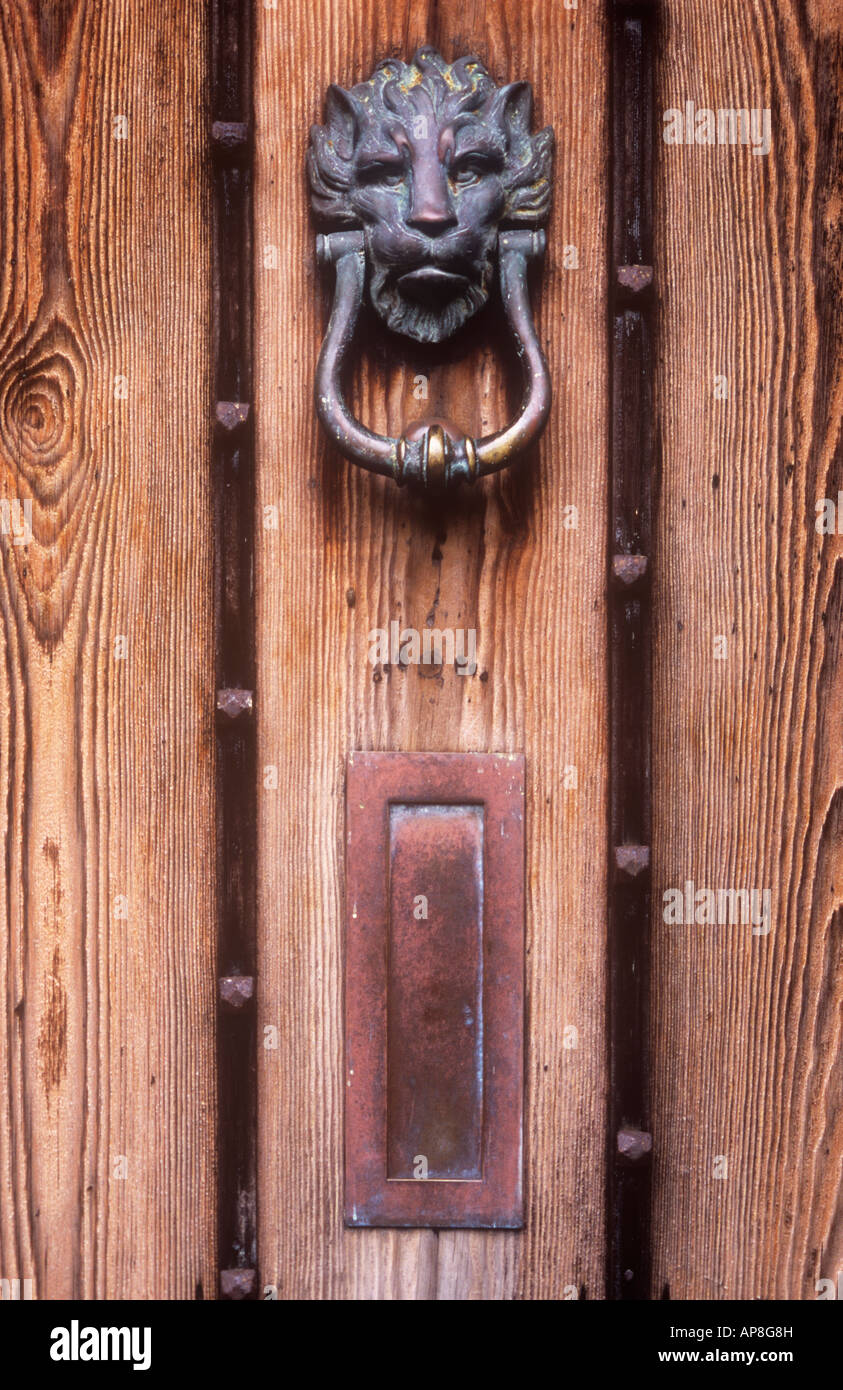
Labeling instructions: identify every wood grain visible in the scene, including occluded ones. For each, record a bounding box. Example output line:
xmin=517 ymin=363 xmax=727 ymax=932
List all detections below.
xmin=255 ymin=0 xmax=609 ymax=1298
xmin=0 ymin=0 xmax=216 ymax=1298
xmin=651 ymin=0 xmax=843 ymax=1299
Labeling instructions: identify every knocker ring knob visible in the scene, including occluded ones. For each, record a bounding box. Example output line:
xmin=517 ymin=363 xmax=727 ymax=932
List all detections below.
xmin=309 ymin=48 xmax=554 ymax=493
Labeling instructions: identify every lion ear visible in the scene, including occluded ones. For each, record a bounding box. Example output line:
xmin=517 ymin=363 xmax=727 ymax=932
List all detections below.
xmin=323 ymin=84 xmax=365 ymax=159
xmin=489 ymin=79 xmax=553 ymax=225
xmin=495 ymin=81 xmax=534 ymax=140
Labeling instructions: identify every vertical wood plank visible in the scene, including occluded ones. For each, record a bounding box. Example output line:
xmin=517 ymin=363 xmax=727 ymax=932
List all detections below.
xmin=255 ymin=0 xmax=609 ymax=1298
xmin=0 ymin=0 xmax=216 ymax=1298
xmin=652 ymin=0 xmax=843 ymax=1299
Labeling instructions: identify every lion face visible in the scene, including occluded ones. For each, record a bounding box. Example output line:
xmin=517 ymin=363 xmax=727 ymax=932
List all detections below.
xmin=350 ymin=113 xmax=507 ymax=343
xmin=309 ymin=49 xmax=553 ymax=344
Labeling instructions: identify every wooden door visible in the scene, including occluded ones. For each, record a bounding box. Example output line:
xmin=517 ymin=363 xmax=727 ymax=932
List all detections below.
xmin=0 ymin=0 xmax=216 ymax=1300
xmin=254 ymin=0 xmax=610 ymax=1300
xmin=0 ymin=0 xmax=839 ymax=1305
xmin=650 ymin=0 xmax=843 ymax=1301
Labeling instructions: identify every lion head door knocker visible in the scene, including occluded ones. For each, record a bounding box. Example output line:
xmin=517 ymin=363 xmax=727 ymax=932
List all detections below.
xmin=308 ymin=47 xmax=554 ymax=492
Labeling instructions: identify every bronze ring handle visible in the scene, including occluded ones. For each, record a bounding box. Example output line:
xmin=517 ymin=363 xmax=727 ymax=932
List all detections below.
xmin=314 ymin=229 xmax=551 ymax=490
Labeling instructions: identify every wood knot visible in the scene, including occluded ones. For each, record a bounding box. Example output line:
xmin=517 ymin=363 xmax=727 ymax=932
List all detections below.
xmin=1 ymin=329 xmax=83 ymax=482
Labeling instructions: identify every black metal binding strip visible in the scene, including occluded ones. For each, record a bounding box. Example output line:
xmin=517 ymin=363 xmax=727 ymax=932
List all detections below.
xmin=210 ymin=0 xmax=258 ymax=1302
xmin=607 ymin=0 xmax=658 ymax=1301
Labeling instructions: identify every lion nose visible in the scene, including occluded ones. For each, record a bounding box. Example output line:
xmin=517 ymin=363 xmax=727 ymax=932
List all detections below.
xmin=408 ymin=174 xmax=457 ymax=235
xmin=409 ymin=205 xmax=457 ymax=235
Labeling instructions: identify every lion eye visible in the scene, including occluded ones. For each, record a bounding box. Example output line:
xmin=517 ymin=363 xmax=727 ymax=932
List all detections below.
xmin=449 ymin=157 xmax=491 ymax=187
xmin=358 ymin=160 xmax=405 ymax=187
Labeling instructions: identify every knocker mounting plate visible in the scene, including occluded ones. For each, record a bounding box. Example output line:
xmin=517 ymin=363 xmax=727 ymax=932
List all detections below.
xmin=309 ymin=47 xmax=554 ymax=492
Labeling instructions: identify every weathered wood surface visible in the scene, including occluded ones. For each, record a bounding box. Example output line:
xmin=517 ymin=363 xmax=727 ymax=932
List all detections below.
xmin=0 ymin=1 xmax=216 ymax=1298
xmin=4 ymin=0 xmax=833 ymax=1307
xmin=651 ymin=0 xmax=843 ymax=1299
xmin=254 ymin=0 xmax=610 ymax=1298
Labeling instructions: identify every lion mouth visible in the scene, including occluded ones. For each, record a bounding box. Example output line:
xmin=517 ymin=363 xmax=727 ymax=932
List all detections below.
xmin=396 ymin=266 xmax=472 ymax=301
